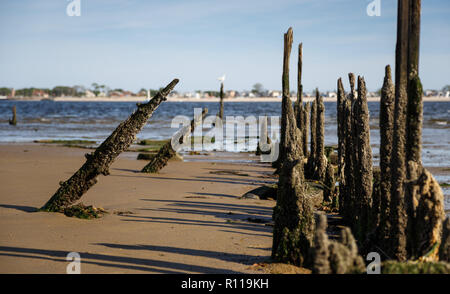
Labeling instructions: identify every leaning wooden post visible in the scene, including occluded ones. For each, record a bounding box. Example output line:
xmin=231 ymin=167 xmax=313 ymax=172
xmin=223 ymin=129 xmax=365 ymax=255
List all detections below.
xmin=41 ymin=79 xmax=179 ymax=212
xmin=315 ymin=88 xmax=326 ymax=182
xmin=9 ymin=106 xmax=17 ymax=126
xmin=141 ymin=108 xmax=208 ymax=173
xmin=390 ymin=0 xmax=410 ymax=261
xmin=378 ymin=65 xmax=395 ymax=249
xmin=355 ymin=76 xmax=373 ymax=239
xmin=273 ymin=27 xmax=293 ymax=173
xmin=218 ymin=82 xmax=224 ymax=120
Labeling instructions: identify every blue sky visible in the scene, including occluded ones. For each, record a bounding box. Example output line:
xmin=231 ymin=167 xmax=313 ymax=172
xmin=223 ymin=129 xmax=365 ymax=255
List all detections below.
xmin=0 ymin=0 xmax=449 ymax=92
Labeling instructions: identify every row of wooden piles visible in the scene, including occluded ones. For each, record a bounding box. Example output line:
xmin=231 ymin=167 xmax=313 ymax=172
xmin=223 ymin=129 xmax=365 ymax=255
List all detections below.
xmin=271 ymin=0 xmax=449 ymax=273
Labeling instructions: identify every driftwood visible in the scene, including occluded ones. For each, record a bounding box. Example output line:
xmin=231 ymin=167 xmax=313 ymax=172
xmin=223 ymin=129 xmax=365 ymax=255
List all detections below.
xmin=41 ymin=79 xmax=179 ymax=212
xmin=141 ymin=108 xmax=208 ymax=173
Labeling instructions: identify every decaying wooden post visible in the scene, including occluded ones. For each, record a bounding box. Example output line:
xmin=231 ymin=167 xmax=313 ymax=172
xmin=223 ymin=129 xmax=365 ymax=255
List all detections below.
xmin=273 ymin=27 xmax=294 ymax=173
xmin=141 ymin=108 xmax=208 ymax=173
xmin=295 ymin=43 xmax=305 ymax=151
xmin=342 ymin=90 xmax=355 ymax=224
xmin=310 ymin=214 xmax=365 ymax=274
xmin=407 ymin=162 xmax=445 ymax=260
xmin=440 ymin=217 xmax=450 ymax=262
xmin=302 ymin=102 xmax=310 ymax=158
xmin=390 ymin=0 xmax=412 ymax=261
xmin=354 ymin=76 xmax=373 ymax=239
xmin=41 ymin=79 xmax=179 ymax=212
xmin=378 ymin=65 xmax=395 ymax=248
xmin=315 ymin=89 xmax=326 ymax=182
xmin=272 ymin=94 xmax=313 ymax=266
xmin=218 ymin=82 xmax=224 ymax=120
xmin=9 ymin=106 xmax=17 ymax=126
xmin=306 ymin=99 xmax=317 ymax=178
xmin=272 ymin=28 xmax=314 ymax=266
xmin=406 ymin=0 xmax=422 ymax=164
xmin=336 ymin=78 xmax=345 ymax=210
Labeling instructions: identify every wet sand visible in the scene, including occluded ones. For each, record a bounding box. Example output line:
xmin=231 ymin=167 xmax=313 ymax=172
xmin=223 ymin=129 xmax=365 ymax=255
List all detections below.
xmin=0 ymin=144 xmax=276 ymax=273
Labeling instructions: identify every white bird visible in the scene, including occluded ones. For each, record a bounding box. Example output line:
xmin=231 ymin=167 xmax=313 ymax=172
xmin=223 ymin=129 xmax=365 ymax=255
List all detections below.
xmin=218 ymin=74 xmax=226 ymax=82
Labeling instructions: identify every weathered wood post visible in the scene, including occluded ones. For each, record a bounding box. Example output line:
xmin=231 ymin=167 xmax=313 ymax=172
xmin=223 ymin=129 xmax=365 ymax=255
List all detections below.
xmin=354 ymin=76 xmax=373 ymax=239
xmin=273 ymin=27 xmax=294 ymax=173
xmin=219 ymin=82 xmax=224 ymax=120
xmin=390 ymin=0 xmax=412 ymax=261
xmin=336 ymin=78 xmax=346 ymax=210
xmin=378 ymin=65 xmax=395 ymax=248
xmin=302 ymin=102 xmax=310 ymax=158
xmin=440 ymin=217 xmax=450 ymax=262
xmin=406 ymin=0 xmax=422 ymax=164
xmin=41 ymin=79 xmax=179 ymax=212
xmin=272 ymin=28 xmax=314 ymax=267
xmin=315 ymin=89 xmax=326 ymax=182
xmin=141 ymin=108 xmax=208 ymax=173
xmin=306 ymin=99 xmax=317 ymax=178
xmin=9 ymin=106 xmax=17 ymax=126
xmin=295 ymin=43 xmax=305 ymax=150
xmin=342 ymin=87 xmax=355 ymax=224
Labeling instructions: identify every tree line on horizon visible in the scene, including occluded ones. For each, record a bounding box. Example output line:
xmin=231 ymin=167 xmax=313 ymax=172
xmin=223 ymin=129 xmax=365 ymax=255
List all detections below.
xmin=0 ymin=83 xmax=449 ymax=98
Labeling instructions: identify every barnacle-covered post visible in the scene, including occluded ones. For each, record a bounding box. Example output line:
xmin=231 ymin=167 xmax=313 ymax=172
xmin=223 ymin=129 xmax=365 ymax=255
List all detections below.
xmin=41 ymin=79 xmax=179 ymax=212
xmin=378 ymin=65 xmax=395 ymax=248
xmin=272 ymin=28 xmax=314 ymax=266
xmin=141 ymin=108 xmax=208 ymax=173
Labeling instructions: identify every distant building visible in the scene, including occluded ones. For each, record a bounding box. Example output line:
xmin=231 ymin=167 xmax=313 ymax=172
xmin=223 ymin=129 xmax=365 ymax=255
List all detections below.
xmin=84 ymin=90 xmax=96 ymax=97
xmin=269 ymin=90 xmax=281 ymax=98
xmin=32 ymin=89 xmax=49 ymax=98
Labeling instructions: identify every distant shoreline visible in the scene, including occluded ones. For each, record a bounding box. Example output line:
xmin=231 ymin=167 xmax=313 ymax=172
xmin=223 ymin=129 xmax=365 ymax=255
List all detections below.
xmin=2 ymin=96 xmax=450 ymax=103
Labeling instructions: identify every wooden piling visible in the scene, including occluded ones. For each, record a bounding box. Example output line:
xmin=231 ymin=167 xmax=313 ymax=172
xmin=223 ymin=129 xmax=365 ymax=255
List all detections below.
xmin=378 ymin=65 xmax=395 ymax=247
xmin=9 ymin=106 xmax=17 ymax=126
xmin=141 ymin=108 xmax=208 ymax=173
xmin=41 ymin=79 xmax=179 ymax=212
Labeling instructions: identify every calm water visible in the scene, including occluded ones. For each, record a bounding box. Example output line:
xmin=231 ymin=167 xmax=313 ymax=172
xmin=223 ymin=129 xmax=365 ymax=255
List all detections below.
xmin=1 ymin=100 xmax=449 ymax=210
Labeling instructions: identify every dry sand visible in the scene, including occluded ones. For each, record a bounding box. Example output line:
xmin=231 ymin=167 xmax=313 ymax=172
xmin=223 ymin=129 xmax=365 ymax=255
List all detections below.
xmin=0 ymin=144 xmax=277 ymax=274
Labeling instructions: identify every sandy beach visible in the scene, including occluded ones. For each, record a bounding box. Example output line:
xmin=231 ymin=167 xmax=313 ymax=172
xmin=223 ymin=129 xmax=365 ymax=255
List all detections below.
xmin=0 ymin=144 xmax=278 ymax=274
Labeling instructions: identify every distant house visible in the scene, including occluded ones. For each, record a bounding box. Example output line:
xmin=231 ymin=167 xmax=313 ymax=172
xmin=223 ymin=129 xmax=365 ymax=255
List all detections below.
xmin=97 ymin=91 xmax=107 ymax=97
xmin=269 ymin=90 xmax=281 ymax=98
xmin=327 ymin=91 xmax=337 ymax=98
xmin=32 ymin=89 xmax=49 ymax=98
xmin=84 ymin=90 xmax=96 ymax=97
xmin=226 ymin=90 xmax=237 ymax=98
